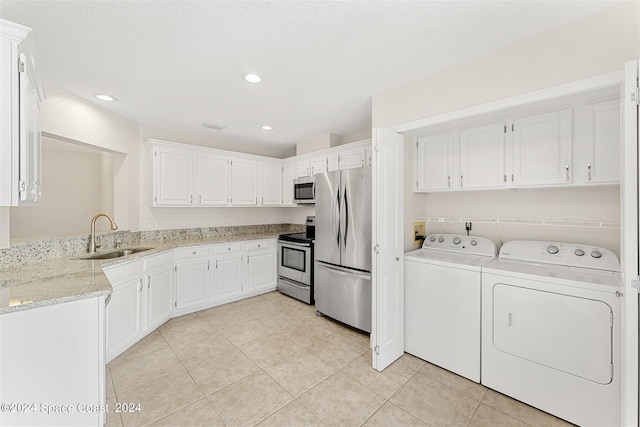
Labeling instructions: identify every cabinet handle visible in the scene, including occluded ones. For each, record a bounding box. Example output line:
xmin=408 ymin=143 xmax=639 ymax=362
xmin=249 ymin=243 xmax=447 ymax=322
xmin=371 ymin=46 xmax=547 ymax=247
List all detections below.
xmin=511 ymin=174 xmax=514 ymax=182
xmin=447 ymin=176 xmax=451 ymax=188
xmin=139 ymin=279 xmax=143 ymax=292
xmin=460 ymin=175 xmax=463 ymax=188
xmin=147 ymin=275 xmax=151 ymax=288
xmin=587 ymin=163 xmax=592 ymax=181
xmin=199 ymin=195 xmax=202 ymax=204
xmin=215 ymin=260 xmax=218 ymax=269
xmin=190 ymin=195 xmax=193 ymax=204
xmin=565 ymin=165 xmax=570 ymax=182
xmin=247 ymin=255 xmax=250 ymax=264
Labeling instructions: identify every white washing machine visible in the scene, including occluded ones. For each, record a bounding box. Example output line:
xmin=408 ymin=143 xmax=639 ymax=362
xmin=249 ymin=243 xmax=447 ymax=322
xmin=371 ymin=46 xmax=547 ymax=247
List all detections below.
xmin=405 ymin=233 xmax=497 ymax=383
xmin=481 ymin=240 xmax=622 ymax=427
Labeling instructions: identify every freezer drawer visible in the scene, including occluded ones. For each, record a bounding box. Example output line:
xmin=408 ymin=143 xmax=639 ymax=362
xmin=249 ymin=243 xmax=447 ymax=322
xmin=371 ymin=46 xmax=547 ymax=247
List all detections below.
xmin=315 ymin=261 xmax=371 ymax=333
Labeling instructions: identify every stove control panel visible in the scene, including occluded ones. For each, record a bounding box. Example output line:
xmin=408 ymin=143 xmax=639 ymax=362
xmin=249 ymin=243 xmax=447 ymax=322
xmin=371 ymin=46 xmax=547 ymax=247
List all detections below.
xmin=500 ymin=240 xmax=620 ymax=272
xmin=422 ymin=234 xmax=497 ymax=257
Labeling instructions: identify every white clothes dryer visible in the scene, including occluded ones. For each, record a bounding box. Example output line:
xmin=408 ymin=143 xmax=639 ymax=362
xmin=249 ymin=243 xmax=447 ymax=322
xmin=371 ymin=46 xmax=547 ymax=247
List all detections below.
xmin=405 ymin=233 xmax=497 ymax=382
xmin=481 ymin=240 xmax=622 ymax=427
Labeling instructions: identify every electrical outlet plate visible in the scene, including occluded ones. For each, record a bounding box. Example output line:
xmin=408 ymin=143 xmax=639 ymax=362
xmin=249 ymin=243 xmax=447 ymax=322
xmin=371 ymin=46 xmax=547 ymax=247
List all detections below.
xmin=412 ymin=221 xmax=425 ymax=245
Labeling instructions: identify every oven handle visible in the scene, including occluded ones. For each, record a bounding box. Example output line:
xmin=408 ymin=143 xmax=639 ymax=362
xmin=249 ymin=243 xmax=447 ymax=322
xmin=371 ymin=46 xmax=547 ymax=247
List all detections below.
xmin=278 ymin=277 xmax=310 ymax=290
xmin=278 ymin=240 xmax=311 ymax=248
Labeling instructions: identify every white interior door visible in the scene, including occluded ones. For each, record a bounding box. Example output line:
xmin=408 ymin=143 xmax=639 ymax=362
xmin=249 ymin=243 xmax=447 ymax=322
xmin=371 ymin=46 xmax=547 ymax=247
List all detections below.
xmin=621 ymin=58 xmax=639 ymax=427
xmin=371 ymin=127 xmax=404 ymax=371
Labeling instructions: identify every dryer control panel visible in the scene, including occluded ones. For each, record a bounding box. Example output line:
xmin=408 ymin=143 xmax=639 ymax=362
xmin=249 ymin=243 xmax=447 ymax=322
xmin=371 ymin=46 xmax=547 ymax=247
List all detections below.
xmin=422 ymin=234 xmax=497 ymax=257
xmin=499 ymin=240 xmax=620 ymax=272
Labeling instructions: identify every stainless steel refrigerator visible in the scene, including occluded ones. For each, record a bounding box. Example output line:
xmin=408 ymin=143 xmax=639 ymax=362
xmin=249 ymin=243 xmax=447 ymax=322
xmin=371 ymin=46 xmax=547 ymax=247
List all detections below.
xmin=314 ymin=166 xmax=372 ymax=332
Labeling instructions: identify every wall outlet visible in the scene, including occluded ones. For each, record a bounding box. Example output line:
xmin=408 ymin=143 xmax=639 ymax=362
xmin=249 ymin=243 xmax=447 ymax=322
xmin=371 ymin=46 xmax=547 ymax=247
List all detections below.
xmin=413 ymin=221 xmax=425 ymax=245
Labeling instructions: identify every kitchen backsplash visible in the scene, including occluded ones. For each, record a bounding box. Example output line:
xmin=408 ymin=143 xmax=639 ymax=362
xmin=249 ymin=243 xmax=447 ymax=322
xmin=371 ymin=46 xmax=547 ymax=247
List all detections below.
xmin=0 ymin=224 xmax=303 ymax=269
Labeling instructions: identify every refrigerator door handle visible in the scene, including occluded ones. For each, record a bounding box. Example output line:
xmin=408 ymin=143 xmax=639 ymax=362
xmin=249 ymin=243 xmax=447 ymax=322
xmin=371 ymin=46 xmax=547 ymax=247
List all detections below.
xmin=317 ymin=262 xmax=371 ymax=281
xmin=335 ymin=188 xmax=341 ymax=248
xmin=343 ymin=186 xmax=349 ymax=246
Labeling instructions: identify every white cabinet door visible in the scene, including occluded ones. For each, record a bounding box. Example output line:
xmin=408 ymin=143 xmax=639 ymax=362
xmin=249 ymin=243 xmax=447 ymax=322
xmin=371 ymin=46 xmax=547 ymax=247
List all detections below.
xmin=214 ymin=253 xmax=244 ymax=303
xmin=105 ymin=276 xmax=143 ymax=362
xmin=18 ymin=56 xmax=42 ymax=204
xmin=282 ymin=162 xmax=295 ymax=206
xmin=103 ymin=260 xmax=144 ymax=362
xmin=176 ymin=258 xmax=210 ymax=313
xmin=311 ymin=156 xmax=327 ymax=175
xmin=295 ymin=160 xmax=310 ymax=178
xmin=245 ymin=240 xmax=276 ymax=295
xmin=459 ymin=122 xmax=505 ymax=189
xmin=512 ymin=109 xmax=573 ymax=187
xmin=580 ymin=99 xmax=621 ymax=184
xmin=340 ymin=148 xmax=366 ymax=170
xmin=144 ymin=252 xmax=174 ymax=331
xmin=415 ymin=131 xmax=455 ymax=191
xmin=327 ymin=153 xmax=340 ymax=171
xmin=153 ymin=147 xmax=194 ymax=206
xmin=198 ymin=154 xmax=229 ymax=206
xmin=231 ymin=159 xmax=258 ymax=206
xmin=261 ymin=163 xmax=283 ymax=206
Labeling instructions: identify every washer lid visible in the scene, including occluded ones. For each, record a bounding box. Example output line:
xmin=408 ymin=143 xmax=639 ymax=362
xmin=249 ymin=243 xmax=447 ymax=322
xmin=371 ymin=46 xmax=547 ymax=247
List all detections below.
xmin=405 ymin=248 xmax=496 ymax=270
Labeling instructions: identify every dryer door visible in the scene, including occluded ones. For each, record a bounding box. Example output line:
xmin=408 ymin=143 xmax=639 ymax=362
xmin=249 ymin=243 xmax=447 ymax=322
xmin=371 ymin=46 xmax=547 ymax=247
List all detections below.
xmin=492 ymin=283 xmax=613 ymax=384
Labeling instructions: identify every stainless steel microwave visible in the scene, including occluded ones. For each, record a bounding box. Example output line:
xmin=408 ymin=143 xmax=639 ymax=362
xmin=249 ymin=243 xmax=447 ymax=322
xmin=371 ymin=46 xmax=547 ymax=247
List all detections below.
xmin=293 ymin=176 xmax=315 ymax=204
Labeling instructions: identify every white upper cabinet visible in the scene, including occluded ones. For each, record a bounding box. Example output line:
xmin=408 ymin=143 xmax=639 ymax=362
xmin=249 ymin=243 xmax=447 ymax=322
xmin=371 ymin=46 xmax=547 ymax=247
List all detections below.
xmin=231 ymin=158 xmax=258 ymax=206
xmin=577 ymin=99 xmax=621 ymax=185
xmin=282 ymin=161 xmax=295 ymax=206
xmin=339 ymin=145 xmax=367 ymax=170
xmin=310 ymin=156 xmax=328 ymax=175
xmin=0 ymin=19 xmax=45 ymax=206
xmin=295 ymin=159 xmax=311 ymax=178
xmin=512 ymin=109 xmax=573 ymax=187
xmin=153 ymin=146 xmax=194 ymax=206
xmin=415 ymin=131 xmax=455 ymax=191
xmin=198 ymin=153 xmax=229 ymax=206
xmin=261 ymin=162 xmax=283 ymax=206
xmin=459 ymin=122 xmax=505 ymax=189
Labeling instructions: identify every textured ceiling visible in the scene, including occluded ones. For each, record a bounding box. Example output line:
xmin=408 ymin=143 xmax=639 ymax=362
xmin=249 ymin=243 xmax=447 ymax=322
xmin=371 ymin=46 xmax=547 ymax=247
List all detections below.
xmin=0 ymin=0 xmax=620 ymax=151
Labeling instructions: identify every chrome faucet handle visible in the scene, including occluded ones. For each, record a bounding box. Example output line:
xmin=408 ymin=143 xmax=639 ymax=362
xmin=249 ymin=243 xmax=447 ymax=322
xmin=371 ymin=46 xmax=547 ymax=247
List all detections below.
xmin=94 ymin=236 xmax=102 ymax=249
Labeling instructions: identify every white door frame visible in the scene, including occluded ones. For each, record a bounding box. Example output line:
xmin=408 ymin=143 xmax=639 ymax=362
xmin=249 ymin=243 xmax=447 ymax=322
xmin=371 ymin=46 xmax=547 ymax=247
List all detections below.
xmin=621 ymin=58 xmax=639 ymax=427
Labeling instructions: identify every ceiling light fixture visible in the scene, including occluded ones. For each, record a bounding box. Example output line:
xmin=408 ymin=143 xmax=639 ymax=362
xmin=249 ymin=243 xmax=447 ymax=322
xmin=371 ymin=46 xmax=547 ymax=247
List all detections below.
xmin=261 ymin=125 xmax=273 ymax=131
xmin=244 ymin=73 xmax=262 ymax=84
xmin=93 ymin=93 xmax=117 ymax=102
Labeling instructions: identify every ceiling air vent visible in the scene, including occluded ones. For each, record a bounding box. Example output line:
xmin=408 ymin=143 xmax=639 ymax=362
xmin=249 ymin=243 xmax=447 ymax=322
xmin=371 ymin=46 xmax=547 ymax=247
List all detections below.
xmin=202 ymin=122 xmax=226 ymax=130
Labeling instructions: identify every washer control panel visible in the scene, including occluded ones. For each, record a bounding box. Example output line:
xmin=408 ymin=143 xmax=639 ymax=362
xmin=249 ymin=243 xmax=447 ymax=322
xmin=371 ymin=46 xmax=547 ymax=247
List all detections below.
xmin=422 ymin=234 xmax=497 ymax=257
xmin=499 ymin=240 xmax=620 ymax=271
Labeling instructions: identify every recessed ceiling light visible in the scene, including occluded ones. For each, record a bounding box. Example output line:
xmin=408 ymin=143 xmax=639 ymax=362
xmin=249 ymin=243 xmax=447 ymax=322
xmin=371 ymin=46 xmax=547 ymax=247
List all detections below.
xmin=244 ymin=74 xmax=262 ymax=84
xmin=93 ymin=93 xmax=117 ymax=102
xmin=261 ymin=125 xmax=273 ymax=131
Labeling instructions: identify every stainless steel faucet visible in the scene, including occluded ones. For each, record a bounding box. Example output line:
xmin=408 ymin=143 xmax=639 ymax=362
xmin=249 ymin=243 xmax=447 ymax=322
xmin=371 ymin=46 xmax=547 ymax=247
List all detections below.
xmin=89 ymin=213 xmax=118 ymax=253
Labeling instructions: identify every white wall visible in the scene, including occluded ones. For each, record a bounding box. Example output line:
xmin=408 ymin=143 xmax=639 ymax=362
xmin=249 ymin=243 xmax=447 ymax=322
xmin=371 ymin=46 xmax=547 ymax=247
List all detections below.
xmin=39 ymin=83 xmax=140 ymax=232
xmin=373 ymin=2 xmax=640 ymax=129
xmin=375 ymin=2 xmax=639 ymax=254
xmin=10 ymin=141 xmax=114 ymax=241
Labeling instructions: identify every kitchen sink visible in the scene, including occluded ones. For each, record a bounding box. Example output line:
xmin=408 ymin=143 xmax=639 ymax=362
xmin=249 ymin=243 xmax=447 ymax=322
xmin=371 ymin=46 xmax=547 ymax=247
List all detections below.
xmin=79 ymin=247 xmax=154 ymax=260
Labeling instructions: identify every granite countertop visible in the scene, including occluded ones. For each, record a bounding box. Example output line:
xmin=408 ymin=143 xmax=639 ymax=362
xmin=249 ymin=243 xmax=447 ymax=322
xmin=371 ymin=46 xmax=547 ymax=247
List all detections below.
xmin=0 ymin=231 xmax=286 ymax=315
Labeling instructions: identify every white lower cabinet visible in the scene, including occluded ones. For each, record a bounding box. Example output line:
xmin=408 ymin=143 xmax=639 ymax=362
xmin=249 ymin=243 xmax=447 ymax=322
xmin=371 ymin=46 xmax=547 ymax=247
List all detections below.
xmin=175 ymin=246 xmax=211 ymax=315
xmin=104 ymin=259 xmax=144 ymax=362
xmin=245 ymin=239 xmax=277 ymax=295
xmin=104 ymin=251 xmax=174 ymax=362
xmin=0 ymin=296 xmax=106 ymax=427
xmin=144 ymin=252 xmax=175 ymax=331
xmin=213 ymin=242 xmax=245 ymax=303
xmin=104 ymin=239 xmax=277 ymax=360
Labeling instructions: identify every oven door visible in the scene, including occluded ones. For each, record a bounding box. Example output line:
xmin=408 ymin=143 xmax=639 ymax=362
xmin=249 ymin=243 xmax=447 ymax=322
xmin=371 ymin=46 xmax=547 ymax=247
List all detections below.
xmin=277 ymin=240 xmax=311 ymax=285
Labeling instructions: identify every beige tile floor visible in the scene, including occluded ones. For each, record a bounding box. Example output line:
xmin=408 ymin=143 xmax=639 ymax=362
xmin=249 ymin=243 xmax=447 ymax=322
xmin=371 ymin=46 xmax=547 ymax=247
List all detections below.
xmin=106 ymin=291 xmax=573 ymax=427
